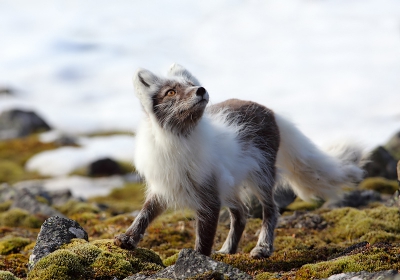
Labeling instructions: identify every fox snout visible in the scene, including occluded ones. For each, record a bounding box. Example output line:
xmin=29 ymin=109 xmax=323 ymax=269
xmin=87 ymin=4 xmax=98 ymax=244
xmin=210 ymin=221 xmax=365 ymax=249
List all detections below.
xmin=195 ymin=87 xmax=209 ymax=103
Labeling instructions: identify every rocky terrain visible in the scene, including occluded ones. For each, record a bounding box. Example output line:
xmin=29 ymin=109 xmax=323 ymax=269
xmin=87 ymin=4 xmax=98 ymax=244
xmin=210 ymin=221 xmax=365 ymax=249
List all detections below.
xmin=0 ymin=109 xmax=400 ymax=279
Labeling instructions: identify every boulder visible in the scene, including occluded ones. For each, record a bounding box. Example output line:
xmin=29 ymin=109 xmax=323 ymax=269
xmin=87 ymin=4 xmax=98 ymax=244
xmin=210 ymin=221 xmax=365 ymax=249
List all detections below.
xmin=323 ymin=189 xmax=381 ymax=209
xmin=0 ymin=109 xmax=51 ymax=140
xmin=88 ymin=157 xmax=123 ymax=177
xmin=28 ymin=216 xmax=88 ymax=270
xmin=124 ymin=249 xmax=252 ymax=280
xmin=364 ymin=146 xmax=397 ymax=180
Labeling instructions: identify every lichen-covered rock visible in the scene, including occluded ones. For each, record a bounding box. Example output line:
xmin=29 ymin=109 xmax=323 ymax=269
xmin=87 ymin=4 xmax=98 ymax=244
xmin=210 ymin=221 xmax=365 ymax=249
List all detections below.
xmin=323 ymin=190 xmax=381 ymax=209
xmin=0 ymin=270 xmax=22 ymax=280
xmin=174 ymin=249 xmax=251 ymax=279
xmin=29 ymin=216 xmax=88 ymax=270
xmin=323 ymin=270 xmax=399 ymax=280
xmin=27 ymin=239 xmax=164 ymax=280
xmin=128 ymin=249 xmax=251 ymax=280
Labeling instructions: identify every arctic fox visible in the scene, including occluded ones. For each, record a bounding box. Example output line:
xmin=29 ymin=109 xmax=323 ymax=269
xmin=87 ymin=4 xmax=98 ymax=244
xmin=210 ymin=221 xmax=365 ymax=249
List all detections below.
xmin=114 ymin=64 xmax=365 ymax=258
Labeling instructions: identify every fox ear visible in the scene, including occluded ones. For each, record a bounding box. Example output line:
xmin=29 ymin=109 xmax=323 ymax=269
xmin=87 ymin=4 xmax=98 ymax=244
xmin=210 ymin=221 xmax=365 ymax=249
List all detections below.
xmin=168 ymin=63 xmax=201 ymax=86
xmin=133 ymin=68 xmax=160 ymax=113
xmin=133 ymin=68 xmax=159 ymax=89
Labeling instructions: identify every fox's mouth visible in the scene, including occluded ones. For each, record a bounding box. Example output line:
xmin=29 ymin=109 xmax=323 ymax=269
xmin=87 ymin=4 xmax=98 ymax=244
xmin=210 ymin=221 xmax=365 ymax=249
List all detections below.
xmin=193 ymin=99 xmax=208 ymax=107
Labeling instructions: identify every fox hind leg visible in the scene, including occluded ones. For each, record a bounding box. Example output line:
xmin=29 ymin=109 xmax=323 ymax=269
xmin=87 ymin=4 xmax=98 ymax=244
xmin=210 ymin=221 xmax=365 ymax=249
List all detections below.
xmin=249 ymin=171 xmax=278 ymax=259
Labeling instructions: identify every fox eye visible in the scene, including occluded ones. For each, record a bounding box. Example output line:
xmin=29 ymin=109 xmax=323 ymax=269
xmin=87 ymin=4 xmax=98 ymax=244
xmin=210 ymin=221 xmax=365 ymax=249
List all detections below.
xmin=165 ymin=89 xmax=176 ymax=97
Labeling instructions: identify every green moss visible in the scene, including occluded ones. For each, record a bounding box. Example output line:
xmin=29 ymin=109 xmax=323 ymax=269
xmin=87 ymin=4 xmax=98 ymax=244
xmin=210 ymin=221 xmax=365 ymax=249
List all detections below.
xmin=0 ymin=161 xmax=24 ymax=184
xmin=0 ymin=208 xmax=42 ymax=228
xmin=359 ymin=177 xmax=398 ymax=194
xmin=89 ymin=183 xmax=145 ymax=214
xmin=91 ymin=251 xmax=134 ymax=279
xmin=91 ymin=239 xmax=164 ymax=270
xmin=56 ymin=200 xmax=100 ymax=216
xmin=285 ymin=198 xmax=323 ymax=211
xmin=0 ymin=271 xmax=21 ymax=280
xmin=360 ymin=230 xmax=400 ymax=244
xmin=296 ymin=245 xmax=400 ymax=279
xmin=27 ymin=250 xmax=86 ymax=280
xmin=0 ymin=201 xmax=12 ymax=213
xmin=0 ymin=135 xmax=60 ymax=184
xmin=163 ymin=252 xmax=179 ymax=266
xmin=0 ymin=237 xmax=30 ymax=255
xmin=28 ymin=239 xmax=164 ymax=280
xmin=321 ymin=206 xmax=400 ymax=243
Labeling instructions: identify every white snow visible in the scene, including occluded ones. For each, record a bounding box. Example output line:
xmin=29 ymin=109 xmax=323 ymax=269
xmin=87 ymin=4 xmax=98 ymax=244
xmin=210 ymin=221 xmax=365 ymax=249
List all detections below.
xmin=1 ymin=0 xmax=400 ymax=174
xmin=26 ymin=135 xmax=135 ymax=176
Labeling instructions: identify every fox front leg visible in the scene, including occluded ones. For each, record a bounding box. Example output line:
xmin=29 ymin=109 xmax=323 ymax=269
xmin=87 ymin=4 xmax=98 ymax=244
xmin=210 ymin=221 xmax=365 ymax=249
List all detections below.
xmin=114 ymin=195 xmax=165 ymax=250
xmin=194 ymin=198 xmax=221 ymax=256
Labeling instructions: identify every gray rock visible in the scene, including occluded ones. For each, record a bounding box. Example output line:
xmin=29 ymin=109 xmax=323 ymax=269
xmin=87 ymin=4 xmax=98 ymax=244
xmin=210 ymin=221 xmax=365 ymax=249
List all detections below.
xmin=0 ymin=109 xmax=51 ymax=140
xmin=364 ymin=146 xmax=398 ymax=180
xmin=124 ymin=249 xmax=251 ymax=280
xmin=88 ymin=157 xmax=123 ymax=177
xmin=323 ymin=189 xmax=381 ymax=209
xmin=124 ymin=266 xmax=175 ymax=280
xmin=0 ymin=183 xmax=17 ymax=202
xmin=29 ymin=216 xmax=88 ymax=270
xmin=13 ymin=180 xmax=74 ymax=206
xmin=278 ymin=211 xmax=327 ymax=230
xmin=11 ymin=188 xmax=65 ymax=218
xmin=323 ymin=270 xmax=399 ymax=280
xmin=174 ymin=249 xmax=251 ymax=279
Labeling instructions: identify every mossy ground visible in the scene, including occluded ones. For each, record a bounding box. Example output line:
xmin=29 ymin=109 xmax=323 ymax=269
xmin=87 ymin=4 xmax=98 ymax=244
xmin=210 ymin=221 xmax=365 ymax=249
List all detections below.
xmin=0 ymin=135 xmax=62 ymax=184
xmin=27 ymin=239 xmax=164 ymax=280
xmin=1 ymin=135 xmax=400 ymax=280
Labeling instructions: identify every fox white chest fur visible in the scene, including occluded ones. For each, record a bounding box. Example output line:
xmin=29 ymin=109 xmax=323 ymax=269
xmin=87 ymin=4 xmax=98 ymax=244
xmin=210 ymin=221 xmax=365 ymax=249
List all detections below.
xmin=114 ymin=64 xmax=365 ymax=259
xmin=134 ymin=110 xmax=259 ymax=210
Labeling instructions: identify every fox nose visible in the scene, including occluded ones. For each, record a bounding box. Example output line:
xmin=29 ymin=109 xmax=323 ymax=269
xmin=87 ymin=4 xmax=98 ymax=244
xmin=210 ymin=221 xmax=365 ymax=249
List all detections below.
xmin=196 ymin=87 xmax=206 ymax=97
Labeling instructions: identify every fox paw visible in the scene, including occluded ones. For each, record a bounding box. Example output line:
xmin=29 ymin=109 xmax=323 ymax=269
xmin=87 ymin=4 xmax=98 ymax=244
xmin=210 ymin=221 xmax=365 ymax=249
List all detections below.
xmin=249 ymin=246 xmax=272 ymax=259
xmin=114 ymin=233 xmax=139 ymax=250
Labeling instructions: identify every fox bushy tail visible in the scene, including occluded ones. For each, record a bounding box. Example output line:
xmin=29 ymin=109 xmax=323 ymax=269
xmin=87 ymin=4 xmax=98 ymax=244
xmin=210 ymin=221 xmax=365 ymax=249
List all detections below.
xmin=275 ymin=114 xmax=366 ymax=201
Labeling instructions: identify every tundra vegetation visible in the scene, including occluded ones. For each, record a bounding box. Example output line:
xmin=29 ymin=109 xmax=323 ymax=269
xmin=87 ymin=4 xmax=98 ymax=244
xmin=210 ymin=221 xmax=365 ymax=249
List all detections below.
xmin=0 ymin=135 xmax=399 ymax=279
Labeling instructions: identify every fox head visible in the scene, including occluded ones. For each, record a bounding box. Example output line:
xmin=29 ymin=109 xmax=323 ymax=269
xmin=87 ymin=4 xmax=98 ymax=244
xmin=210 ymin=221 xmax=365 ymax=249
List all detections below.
xmin=134 ymin=64 xmax=209 ymax=136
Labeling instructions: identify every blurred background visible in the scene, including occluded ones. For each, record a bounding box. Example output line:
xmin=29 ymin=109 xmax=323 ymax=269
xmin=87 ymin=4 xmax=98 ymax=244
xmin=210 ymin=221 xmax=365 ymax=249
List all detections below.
xmin=0 ymin=0 xmax=400 ymax=186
